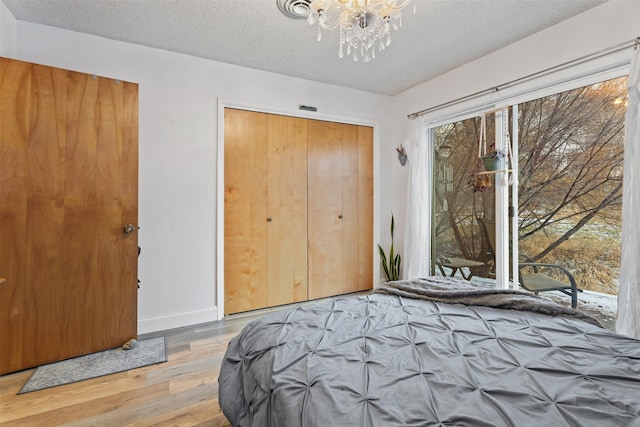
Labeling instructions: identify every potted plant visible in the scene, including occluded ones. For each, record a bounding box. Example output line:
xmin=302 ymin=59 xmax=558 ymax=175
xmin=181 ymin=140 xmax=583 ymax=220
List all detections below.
xmin=481 ymin=143 xmax=507 ymax=172
xmin=378 ymin=214 xmax=401 ymax=281
xmin=396 ymin=144 xmax=407 ymax=166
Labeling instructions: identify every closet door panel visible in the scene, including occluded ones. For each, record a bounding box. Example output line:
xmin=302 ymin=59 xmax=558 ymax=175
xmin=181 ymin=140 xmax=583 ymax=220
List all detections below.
xmin=357 ymin=126 xmax=374 ymax=290
xmin=267 ymin=115 xmax=308 ymax=306
xmin=341 ymin=124 xmax=374 ymax=293
xmin=224 ymin=109 xmax=269 ymax=314
xmin=307 ymin=120 xmax=343 ymax=300
xmin=341 ymin=124 xmax=360 ymax=293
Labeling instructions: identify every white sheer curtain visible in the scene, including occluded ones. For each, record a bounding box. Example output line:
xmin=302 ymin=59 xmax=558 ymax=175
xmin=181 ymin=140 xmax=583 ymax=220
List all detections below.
xmin=403 ymin=119 xmax=433 ymax=279
xmin=616 ymin=48 xmax=640 ymax=339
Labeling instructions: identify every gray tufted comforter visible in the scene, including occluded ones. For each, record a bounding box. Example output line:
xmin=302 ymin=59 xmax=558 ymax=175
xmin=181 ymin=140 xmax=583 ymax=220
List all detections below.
xmin=218 ymin=277 xmax=640 ymax=426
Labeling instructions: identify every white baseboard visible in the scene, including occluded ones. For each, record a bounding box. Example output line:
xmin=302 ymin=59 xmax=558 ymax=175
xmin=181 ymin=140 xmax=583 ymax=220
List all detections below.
xmin=137 ymin=307 xmax=219 ymax=335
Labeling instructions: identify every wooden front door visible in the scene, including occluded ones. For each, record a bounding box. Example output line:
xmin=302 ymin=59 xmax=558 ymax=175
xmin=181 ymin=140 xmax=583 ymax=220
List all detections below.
xmin=0 ymin=58 xmax=139 ymax=374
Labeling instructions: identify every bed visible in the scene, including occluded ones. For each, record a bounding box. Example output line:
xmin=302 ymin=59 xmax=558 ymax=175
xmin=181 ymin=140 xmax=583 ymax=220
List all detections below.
xmin=218 ymin=277 xmax=640 ymax=426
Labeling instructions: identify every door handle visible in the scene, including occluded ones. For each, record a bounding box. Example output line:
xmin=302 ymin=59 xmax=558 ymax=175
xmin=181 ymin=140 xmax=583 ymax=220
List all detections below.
xmin=123 ymin=224 xmax=136 ymax=234
xmin=267 ymin=217 xmax=273 ymax=222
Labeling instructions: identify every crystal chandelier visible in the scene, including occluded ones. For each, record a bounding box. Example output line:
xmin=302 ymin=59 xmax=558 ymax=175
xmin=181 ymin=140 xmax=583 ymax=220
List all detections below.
xmin=307 ymin=0 xmax=412 ymax=62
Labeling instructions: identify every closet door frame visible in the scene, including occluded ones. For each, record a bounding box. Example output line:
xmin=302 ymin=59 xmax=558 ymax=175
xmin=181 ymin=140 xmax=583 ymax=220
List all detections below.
xmin=216 ymin=98 xmax=380 ymax=319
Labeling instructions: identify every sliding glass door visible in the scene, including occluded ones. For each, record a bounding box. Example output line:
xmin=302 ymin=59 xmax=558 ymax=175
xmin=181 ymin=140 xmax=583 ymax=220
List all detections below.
xmin=432 ymin=115 xmax=497 ymax=281
xmin=514 ymin=76 xmax=625 ymax=318
xmin=432 ymin=75 xmax=625 ymax=316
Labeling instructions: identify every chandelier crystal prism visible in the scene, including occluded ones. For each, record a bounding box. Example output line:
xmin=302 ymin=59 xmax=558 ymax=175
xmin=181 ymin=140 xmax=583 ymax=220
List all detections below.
xmin=307 ymin=0 xmax=412 ymax=62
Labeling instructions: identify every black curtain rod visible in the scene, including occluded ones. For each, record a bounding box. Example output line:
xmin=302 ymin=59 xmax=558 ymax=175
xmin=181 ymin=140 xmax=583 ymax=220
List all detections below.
xmin=407 ymin=36 xmax=640 ymax=120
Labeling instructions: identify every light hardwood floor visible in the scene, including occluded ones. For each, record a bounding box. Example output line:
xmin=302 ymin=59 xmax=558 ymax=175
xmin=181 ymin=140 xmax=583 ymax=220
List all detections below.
xmin=0 ymin=310 xmax=274 ymax=427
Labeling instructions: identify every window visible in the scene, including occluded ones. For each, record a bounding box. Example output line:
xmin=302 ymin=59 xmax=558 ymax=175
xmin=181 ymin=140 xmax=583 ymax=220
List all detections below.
xmin=432 ymin=76 xmax=626 ymax=314
xmin=517 ymin=76 xmax=625 ymax=297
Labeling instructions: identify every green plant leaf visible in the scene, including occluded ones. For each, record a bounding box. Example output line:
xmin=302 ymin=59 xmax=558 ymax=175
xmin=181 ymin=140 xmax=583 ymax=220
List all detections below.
xmin=378 ymin=244 xmax=391 ymax=281
xmin=390 ymin=214 xmax=395 ymax=239
xmin=378 ymin=213 xmax=401 ymax=282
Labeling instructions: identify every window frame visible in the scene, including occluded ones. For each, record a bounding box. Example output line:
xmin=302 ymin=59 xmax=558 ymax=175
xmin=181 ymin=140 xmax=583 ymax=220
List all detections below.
xmin=424 ymin=60 xmax=631 ymax=287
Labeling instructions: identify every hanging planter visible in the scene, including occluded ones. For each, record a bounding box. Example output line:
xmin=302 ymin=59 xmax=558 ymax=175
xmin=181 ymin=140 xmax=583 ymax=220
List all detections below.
xmin=475 ymin=112 xmax=513 ymax=173
xmin=482 ymin=156 xmax=498 ymax=171
xmin=468 ymin=111 xmax=516 ymax=192
xmin=482 ymin=151 xmax=506 ymax=172
xmin=472 ymin=108 xmax=518 ymax=190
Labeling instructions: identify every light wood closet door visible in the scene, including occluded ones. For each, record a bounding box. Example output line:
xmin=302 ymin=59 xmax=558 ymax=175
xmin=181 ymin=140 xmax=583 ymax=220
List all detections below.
xmin=342 ymin=125 xmax=374 ymax=293
xmin=225 ymin=111 xmax=372 ymax=311
xmin=0 ymin=58 xmax=139 ymax=374
xmin=308 ymin=121 xmax=373 ymax=299
xmin=224 ymin=109 xmax=269 ymax=314
xmin=225 ymin=110 xmax=308 ymax=313
xmin=267 ymin=115 xmax=308 ymax=306
xmin=307 ymin=120 xmax=344 ymax=299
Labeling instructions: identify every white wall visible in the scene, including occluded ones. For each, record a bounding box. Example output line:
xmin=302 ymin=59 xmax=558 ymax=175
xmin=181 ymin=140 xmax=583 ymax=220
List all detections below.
xmin=10 ymin=20 xmax=392 ymax=333
xmin=388 ymin=0 xmax=640 ymax=265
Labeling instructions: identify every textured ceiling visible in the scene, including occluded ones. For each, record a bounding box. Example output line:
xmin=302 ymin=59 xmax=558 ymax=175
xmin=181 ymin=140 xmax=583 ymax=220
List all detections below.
xmin=2 ymin=0 xmax=605 ymax=96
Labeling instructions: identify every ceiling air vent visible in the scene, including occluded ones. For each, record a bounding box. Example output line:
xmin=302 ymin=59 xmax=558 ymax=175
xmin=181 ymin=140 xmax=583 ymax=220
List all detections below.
xmin=277 ymin=0 xmax=311 ymax=19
